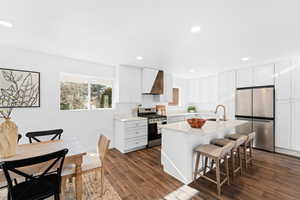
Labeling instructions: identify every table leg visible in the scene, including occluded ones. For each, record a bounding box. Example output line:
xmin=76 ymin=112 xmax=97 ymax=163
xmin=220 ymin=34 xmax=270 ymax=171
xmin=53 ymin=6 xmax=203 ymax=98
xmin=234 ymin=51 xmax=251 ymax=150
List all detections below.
xmin=75 ymin=162 xmax=83 ymax=200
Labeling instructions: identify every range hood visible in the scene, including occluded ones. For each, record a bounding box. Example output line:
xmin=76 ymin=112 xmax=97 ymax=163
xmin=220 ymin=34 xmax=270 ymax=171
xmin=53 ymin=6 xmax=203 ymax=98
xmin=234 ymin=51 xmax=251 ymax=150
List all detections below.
xmin=142 ymin=68 xmax=164 ymax=95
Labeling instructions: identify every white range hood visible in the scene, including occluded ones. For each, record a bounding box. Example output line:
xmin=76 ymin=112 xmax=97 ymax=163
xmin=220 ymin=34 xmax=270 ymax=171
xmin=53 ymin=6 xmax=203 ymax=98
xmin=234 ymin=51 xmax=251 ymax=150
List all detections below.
xmin=142 ymin=68 xmax=164 ymax=95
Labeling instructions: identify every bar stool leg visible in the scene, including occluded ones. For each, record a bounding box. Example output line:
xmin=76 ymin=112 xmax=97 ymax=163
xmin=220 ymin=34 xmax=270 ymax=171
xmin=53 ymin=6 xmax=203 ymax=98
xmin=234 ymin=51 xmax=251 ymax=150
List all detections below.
xmin=216 ymin=158 xmax=221 ymax=196
xmin=244 ymin=144 xmax=248 ymax=169
xmin=203 ymin=157 xmax=208 ymax=175
xmin=194 ymin=152 xmax=200 ymax=180
xmin=210 ymin=159 xmax=214 ymax=170
xmin=250 ymin=141 xmax=253 ymax=166
xmin=225 ymin=155 xmax=230 ymax=185
xmin=239 ymin=147 xmax=243 ymax=176
xmin=231 ymin=150 xmax=235 ymax=178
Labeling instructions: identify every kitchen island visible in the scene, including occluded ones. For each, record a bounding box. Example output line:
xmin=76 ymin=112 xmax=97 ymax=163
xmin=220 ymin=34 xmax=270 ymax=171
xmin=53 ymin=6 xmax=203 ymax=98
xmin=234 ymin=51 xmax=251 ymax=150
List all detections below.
xmin=160 ymin=120 xmax=247 ymax=184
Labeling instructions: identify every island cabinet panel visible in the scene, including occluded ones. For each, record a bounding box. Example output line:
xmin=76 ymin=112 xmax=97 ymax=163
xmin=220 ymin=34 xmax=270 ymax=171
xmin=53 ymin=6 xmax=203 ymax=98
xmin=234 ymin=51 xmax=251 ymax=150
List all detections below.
xmin=275 ymin=100 xmax=292 ymax=149
xmin=114 ymin=119 xmax=147 ymax=153
xmin=275 ymin=60 xmax=292 ymax=100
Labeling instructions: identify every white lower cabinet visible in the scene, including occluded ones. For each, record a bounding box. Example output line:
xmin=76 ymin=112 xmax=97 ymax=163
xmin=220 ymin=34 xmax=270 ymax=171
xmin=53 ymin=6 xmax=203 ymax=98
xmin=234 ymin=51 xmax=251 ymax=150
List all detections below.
xmin=115 ymin=119 xmax=147 ymax=153
xmin=275 ymin=100 xmax=291 ymax=149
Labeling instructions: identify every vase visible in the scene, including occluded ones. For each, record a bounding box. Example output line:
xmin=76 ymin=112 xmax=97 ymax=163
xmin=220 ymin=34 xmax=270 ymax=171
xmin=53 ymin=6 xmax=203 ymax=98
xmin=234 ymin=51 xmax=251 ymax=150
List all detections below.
xmin=0 ymin=118 xmax=18 ymax=158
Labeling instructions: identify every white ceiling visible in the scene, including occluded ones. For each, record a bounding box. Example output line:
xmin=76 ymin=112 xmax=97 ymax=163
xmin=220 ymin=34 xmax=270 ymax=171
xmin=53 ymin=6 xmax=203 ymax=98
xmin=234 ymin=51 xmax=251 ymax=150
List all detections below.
xmin=1 ymin=0 xmax=300 ymax=78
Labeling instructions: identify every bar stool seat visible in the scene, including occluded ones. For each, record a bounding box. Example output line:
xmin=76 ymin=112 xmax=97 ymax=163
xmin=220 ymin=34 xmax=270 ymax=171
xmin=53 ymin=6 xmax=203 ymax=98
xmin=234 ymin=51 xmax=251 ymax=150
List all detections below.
xmin=226 ymin=133 xmax=245 ymax=140
xmin=210 ymin=138 xmax=232 ymax=147
xmin=194 ymin=144 xmax=224 ymax=158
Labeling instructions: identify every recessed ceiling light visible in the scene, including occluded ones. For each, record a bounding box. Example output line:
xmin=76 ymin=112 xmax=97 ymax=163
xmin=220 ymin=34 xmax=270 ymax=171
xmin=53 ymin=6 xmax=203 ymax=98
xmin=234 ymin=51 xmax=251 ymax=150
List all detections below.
xmin=190 ymin=26 xmax=201 ymax=33
xmin=241 ymin=57 xmax=250 ymax=61
xmin=136 ymin=56 xmax=143 ymax=60
xmin=0 ymin=20 xmax=13 ymax=28
xmin=189 ymin=69 xmax=196 ymax=73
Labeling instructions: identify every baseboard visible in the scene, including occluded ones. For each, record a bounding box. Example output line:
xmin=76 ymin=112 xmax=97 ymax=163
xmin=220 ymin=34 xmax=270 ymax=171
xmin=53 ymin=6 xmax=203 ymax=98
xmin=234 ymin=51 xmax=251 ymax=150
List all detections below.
xmin=275 ymin=147 xmax=300 ymax=158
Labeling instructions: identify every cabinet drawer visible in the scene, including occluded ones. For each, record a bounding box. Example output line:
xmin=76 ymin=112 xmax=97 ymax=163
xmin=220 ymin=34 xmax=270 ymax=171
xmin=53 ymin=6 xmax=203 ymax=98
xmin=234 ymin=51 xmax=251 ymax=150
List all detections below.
xmin=125 ymin=137 xmax=147 ymax=149
xmin=125 ymin=128 xmax=147 ymax=139
xmin=125 ymin=121 xmax=147 ymax=128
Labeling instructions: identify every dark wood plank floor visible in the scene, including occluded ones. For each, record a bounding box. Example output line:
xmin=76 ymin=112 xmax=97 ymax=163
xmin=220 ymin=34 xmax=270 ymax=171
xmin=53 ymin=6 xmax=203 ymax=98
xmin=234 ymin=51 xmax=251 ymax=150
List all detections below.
xmin=105 ymin=147 xmax=300 ymax=200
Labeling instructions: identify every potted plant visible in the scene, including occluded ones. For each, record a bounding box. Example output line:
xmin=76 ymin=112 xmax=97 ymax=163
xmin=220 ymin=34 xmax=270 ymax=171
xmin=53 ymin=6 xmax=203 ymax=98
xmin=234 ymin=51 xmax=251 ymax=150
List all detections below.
xmin=187 ymin=105 xmax=197 ymax=113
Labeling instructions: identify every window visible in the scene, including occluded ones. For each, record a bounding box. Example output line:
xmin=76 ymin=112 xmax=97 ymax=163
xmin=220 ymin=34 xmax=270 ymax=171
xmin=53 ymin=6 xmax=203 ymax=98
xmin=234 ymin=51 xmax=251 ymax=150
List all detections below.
xmin=60 ymin=73 xmax=113 ymax=110
xmin=168 ymin=88 xmax=179 ymax=106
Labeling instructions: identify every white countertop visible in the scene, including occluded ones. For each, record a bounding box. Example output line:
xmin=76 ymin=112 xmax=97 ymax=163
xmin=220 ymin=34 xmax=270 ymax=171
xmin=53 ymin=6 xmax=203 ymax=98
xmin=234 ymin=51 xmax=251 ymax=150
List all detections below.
xmin=165 ymin=111 xmax=216 ymax=117
xmin=114 ymin=115 xmax=147 ymax=122
xmin=160 ymin=120 xmax=247 ymax=136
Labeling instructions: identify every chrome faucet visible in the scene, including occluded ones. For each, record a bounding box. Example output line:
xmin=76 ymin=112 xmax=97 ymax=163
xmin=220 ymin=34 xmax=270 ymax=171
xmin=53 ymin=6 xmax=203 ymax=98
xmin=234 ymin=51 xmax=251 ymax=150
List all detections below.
xmin=215 ymin=104 xmax=227 ymax=121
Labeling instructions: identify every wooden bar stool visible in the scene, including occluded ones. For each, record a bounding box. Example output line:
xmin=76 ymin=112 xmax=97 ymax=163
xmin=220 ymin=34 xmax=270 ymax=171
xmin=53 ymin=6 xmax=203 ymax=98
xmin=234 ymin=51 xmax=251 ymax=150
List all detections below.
xmin=211 ymin=135 xmax=248 ymax=178
xmin=226 ymin=132 xmax=255 ymax=169
xmin=194 ymin=142 xmax=235 ymax=196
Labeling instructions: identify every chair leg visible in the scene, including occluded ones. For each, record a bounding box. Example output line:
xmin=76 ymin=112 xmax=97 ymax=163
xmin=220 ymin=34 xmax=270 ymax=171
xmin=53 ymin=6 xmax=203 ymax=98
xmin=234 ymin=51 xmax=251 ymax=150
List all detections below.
xmin=60 ymin=177 xmax=67 ymax=199
xmin=216 ymin=158 xmax=221 ymax=196
xmin=210 ymin=158 xmax=215 ymax=170
xmin=225 ymin=155 xmax=230 ymax=185
xmin=54 ymin=193 xmax=60 ymax=200
xmin=100 ymin=167 xmax=105 ymax=197
xmin=194 ymin=152 xmax=200 ymax=180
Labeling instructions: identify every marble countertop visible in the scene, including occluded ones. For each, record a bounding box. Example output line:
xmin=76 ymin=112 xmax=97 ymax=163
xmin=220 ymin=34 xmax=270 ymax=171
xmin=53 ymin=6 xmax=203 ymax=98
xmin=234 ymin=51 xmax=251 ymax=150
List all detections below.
xmin=165 ymin=112 xmax=216 ymax=117
xmin=114 ymin=115 xmax=147 ymax=122
xmin=160 ymin=120 xmax=247 ymax=135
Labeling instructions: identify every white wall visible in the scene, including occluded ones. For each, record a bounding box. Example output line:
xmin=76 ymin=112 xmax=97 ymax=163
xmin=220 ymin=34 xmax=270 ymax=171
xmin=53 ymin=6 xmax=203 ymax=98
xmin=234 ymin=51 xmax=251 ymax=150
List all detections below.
xmin=0 ymin=45 xmax=116 ymax=152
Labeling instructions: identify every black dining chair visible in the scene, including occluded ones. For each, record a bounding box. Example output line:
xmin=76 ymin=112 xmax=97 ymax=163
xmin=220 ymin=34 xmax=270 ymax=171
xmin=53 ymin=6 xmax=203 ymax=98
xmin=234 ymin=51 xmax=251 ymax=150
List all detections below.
xmin=0 ymin=148 xmax=68 ymax=200
xmin=25 ymin=129 xmax=63 ymax=143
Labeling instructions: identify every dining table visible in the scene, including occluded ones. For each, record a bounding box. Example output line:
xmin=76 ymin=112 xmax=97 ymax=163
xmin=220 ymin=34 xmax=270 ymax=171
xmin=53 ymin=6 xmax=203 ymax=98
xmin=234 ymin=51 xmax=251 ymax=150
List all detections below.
xmin=0 ymin=138 xmax=87 ymax=200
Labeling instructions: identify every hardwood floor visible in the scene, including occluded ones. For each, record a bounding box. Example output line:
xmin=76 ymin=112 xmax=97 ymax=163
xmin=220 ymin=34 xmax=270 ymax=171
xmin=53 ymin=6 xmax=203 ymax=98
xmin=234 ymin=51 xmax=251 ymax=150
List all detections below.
xmin=105 ymin=147 xmax=300 ymax=200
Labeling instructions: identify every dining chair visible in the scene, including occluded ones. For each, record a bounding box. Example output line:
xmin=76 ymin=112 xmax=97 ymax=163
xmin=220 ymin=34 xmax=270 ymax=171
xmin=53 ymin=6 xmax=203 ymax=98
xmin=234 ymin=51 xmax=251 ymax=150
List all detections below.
xmin=0 ymin=148 xmax=68 ymax=200
xmin=25 ymin=129 xmax=63 ymax=143
xmin=61 ymin=134 xmax=110 ymax=197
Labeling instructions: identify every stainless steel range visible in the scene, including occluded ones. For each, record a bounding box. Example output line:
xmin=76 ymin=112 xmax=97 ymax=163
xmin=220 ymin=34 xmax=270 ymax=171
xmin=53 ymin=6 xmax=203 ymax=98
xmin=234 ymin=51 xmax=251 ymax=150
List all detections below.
xmin=138 ymin=107 xmax=167 ymax=147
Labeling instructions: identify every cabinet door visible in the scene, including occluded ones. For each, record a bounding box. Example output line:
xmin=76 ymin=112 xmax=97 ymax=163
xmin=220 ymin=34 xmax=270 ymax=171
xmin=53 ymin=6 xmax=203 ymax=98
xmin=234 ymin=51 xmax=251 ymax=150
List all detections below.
xmin=291 ymin=101 xmax=300 ymax=151
xmin=275 ymin=100 xmax=291 ymax=149
xmin=160 ymin=73 xmax=173 ymax=102
xmin=275 ymin=60 xmax=292 ymax=100
xmin=253 ymin=64 xmax=275 ymax=86
xmin=118 ymin=66 xmax=142 ymax=103
xmin=292 ymin=57 xmax=300 ymax=100
xmin=236 ymin=67 xmax=253 ymax=88
xmin=218 ymin=71 xmax=236 ymax=103
xmin=188 ymin=79 xmax=200 ymax=103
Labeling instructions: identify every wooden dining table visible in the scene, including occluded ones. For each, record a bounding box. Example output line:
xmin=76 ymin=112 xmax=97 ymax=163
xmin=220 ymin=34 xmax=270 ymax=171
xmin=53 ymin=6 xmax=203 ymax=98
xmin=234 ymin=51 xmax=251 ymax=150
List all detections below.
xmin=0 ymin=138 xmax=87 ymax=200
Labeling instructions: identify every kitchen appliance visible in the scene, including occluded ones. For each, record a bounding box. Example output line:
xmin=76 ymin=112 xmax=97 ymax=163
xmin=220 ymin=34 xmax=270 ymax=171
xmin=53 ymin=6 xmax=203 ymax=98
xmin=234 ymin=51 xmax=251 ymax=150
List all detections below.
xmin=235 ymin=86 xmax=275 ymax=152
xmin=142 ymin=69 xmax=164 ymax=95
xmin=138 ymin=107 xmax=167 ymax=147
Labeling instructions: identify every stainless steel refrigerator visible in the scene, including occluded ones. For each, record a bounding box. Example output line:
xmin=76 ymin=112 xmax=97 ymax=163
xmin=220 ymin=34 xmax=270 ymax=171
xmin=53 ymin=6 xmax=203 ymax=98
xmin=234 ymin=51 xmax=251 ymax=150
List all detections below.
xmin=235 ymin=86 xmax=275 ymax=152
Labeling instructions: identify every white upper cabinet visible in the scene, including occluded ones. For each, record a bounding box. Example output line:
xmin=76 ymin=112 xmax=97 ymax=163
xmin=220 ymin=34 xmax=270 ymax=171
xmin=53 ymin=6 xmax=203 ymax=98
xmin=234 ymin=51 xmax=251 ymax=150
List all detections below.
xmin=142 ymin=68 xmax=158 ymax=94
xmin=292 ymin=57 xmax=300 ymax=100
xmin=275 ymin=60 xmax=292 ymax=100
xmin=160 ymin=73 xmax=173 ymax=103
xmin=188 ymin=79 xmax=200 ymax=103
xmin=275 ymin=100 xmax=291 ymax=149
xmin=205 ymin=76 xmax=218 ymax=104
xmin=118 ymin=65 xmax=142 ymax=103
xmin=253 ymin=64 xmax=275 ymax=86
xmin=236 ymin=67 xmax=253 ymax=88
xmin=291 ymin=101 xmax=300 ymax=151
xmin=218 ymin=71 xmax=236 ymax=120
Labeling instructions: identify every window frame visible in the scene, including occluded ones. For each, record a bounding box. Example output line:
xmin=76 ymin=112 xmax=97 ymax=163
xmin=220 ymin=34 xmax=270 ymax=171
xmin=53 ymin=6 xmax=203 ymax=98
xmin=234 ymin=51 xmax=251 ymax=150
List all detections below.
xmin=59 ymin=73 xmax=115 ymax=111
